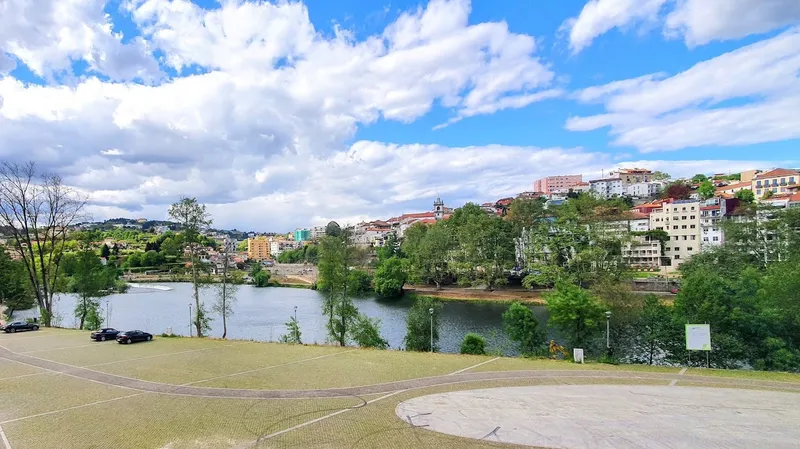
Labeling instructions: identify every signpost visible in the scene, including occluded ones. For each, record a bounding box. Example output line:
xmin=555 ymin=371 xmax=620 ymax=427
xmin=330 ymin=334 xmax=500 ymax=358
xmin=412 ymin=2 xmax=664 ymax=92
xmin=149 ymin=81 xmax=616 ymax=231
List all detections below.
xmin=685 ymin=324 xmax=711 ymax=368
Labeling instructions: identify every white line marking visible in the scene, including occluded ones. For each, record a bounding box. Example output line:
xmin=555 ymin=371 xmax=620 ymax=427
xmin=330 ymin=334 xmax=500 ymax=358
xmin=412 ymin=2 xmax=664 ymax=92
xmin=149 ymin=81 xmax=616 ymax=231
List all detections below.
xmin=669 ymin=379 xmax=678 ymax=386
xmin=0 ymin=372 xmax=47 ymax=381
xmin=21 ymin=343 xmax=98 ymax=354
xmin=0 ymin=424 xmax=12 ymax=449
xmin=257 ymin=389 xmax=407 ymax=443
xmin=85 ymin=345 xmax=234 ymax=367
xmin=679 ymin=367 xmax=688 ymax=375
xmin=671 ymin=367 xmax=688 ymax=386
xmin=0 ymin=393 xmax=146 ymax=425
xmin=449 ymin=357 xmax=500 ymax=375
xmin=183 ymin=349 xmax=358 ymax=386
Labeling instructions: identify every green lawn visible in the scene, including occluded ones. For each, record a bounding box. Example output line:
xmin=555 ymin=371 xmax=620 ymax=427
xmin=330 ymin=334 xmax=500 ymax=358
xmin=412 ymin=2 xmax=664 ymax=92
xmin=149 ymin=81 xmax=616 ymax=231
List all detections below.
xmin=0 ymin=358 xmax=45 ymax=379
xmin=685 ymin=367 xmax=800 ymax=383
xmin=468 ymin=357 xmax=681 ymax=374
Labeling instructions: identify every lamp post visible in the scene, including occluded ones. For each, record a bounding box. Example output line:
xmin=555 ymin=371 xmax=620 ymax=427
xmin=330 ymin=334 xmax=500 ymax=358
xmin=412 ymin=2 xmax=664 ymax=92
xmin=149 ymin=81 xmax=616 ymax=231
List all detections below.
xmin=188 ymin=303 xmax=193 ymax=338
xmin=294 ymin=305 xmax=298 ymax=322
xmin=605 ymin=311 xmax=612 ymax=356
xmin=105 ymin=300 xmax=109 ymax=327
xmin=429 ymin=307 xmax=434 ymax=353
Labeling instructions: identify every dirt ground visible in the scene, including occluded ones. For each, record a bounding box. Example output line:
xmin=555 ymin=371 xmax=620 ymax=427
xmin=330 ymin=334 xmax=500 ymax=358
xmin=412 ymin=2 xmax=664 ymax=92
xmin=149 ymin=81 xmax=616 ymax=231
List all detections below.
xmin=405 ymin=285 xmax=547 ymax=304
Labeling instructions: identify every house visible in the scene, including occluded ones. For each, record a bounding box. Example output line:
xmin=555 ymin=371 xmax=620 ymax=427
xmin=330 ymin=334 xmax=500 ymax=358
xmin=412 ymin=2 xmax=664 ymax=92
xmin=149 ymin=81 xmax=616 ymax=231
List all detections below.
xmin=611 ymin=168 xmax=653 ymax=184
xmin=589 ymin=178 xmax=625 ymax=199
xmin=626 ymin=182 xmax=663 ymax=198
xmin=716 ymin=181 xmax=752 ymax=197
xmin=752 ymin=168 xmax=799 ymax=198
xmin=699 ymin=198 xmax=740 ymax=247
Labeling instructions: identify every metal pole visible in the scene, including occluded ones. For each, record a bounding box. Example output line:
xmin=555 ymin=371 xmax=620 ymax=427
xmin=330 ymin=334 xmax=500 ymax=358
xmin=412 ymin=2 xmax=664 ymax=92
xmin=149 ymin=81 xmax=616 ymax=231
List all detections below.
xmin=605 ymin=311 xmax=612 ymax=355
xmin=429 ymin=307 xmax=434 ymax=353
xmin=189 ymin=303 xmax=192 ymax=337
xmin=105 ymin=301 xmax=109 ymax=327
xmin=294 ymin=305 xmax=298 ymax=322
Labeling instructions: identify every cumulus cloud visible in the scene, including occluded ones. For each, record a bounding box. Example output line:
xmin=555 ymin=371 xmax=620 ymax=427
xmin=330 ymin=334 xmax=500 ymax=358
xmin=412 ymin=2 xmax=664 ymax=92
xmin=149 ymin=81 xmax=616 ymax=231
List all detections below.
xmin=563 ymin=0 xmax=800 ymax=52
xmin=567 ymin=28 xmax=800 ymax=152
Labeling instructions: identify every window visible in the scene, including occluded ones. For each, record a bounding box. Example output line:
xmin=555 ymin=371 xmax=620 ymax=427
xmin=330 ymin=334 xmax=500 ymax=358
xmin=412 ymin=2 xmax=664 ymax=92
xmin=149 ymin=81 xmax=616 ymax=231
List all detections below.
xmin=673 ymin=236 xmax=679 ymax=240
xmin=665 ymin=247 xmax=670 ymax=251
xmin=682 ymin=207 xmax=687 ymax=211
xmin=673 ymin=207 xmax=678 ymax=212
xmin=791 ymin=177 xmax=796 ymax=184
xmin=681 ymin=216 xmax=687 ymax=220
xmin=682 ymin=225 xmax=687 ymax=229
xmin=713 ymin=236 xmax=719 ymax=242
xmin=690 ymin=225 xmax=696 ymax=229
xmin=674 ymin=246 xmax=680 ymax=251
xmin=757 ymin=181 xmax=762 ymax=187
xmin=690 ymin=215 xmax=695 ymax=219
xmin=674 ymin=255 xmax=680 ymax=260
xmin=687 ymin=247 xmax=693 ymax=251
xmin=757 ymin=189 xmax=762 ymax=195
xmin=682 ymin=236 xmax=687 ymax=240
xmin=773 ymin=187 xmax=778 ymax=193
xmin=691 ymin=235 xmax=696 ymax=240
xmin=691 ymin=206 xmax=695 ymax=211
xmin=703 ymin=237 xmax=709 ymax=242
xmin=673 ymin=225 xmax=678 ymax=229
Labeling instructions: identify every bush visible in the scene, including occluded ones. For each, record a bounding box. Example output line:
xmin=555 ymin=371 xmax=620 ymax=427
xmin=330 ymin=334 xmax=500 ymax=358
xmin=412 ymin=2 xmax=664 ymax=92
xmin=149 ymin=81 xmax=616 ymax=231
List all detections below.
xmin=404 ymin=295 xmax=442 ymax=352
xmin=373 ymin=257 xmax=408 ymax=298
xmin=350 ymin=314 xmax=388 ymax=349
xmin=460 ymin=333 xmax=487 ymax=355
xmin=253 ymin=270 xmax=270 ymax=287
xmin=502 ymin=302 xmax=545 ymax=355
xmin=346 ymin=269 xmax=372 ymax=295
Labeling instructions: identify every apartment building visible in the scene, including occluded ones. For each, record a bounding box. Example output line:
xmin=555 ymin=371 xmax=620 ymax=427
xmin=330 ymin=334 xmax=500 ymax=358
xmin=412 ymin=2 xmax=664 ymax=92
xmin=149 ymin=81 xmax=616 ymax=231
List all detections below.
xmin=626 ymin=181 xmax=663 ymax=198
xmin=533 ymin=175 xmax=583 ymax=194
xmin=589 ymin=178 xmax=625 ymax=199
xmin=247 ymin=237 xmax=271 ymax=261
xmin=649 ymin=199 xmax=702 ymax=270
xmin=294 ymin=228 xmax=311 ymax=242
xmin=310 ymin=226 xmax=326 ymax=240
xmin=269 ymin=238 xmax=301 ymax=257
xmin=611 ymin=168 xmax=653 ymax=184
xmin=752 ymin=168 xmax=799 ymax=197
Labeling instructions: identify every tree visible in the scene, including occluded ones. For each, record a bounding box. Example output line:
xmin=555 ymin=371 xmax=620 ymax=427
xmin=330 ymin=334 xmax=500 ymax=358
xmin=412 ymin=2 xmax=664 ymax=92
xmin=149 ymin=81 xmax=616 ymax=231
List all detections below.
xmin=507 ymin=197 xmax=547 ymax=235
xmin=211 ymin=245 xmax=238 ymax=339
xmin=763 ymin=189 xmax=774 ymax=199
xmin=100 ymin=244 xmax=111 ymax=259
xmin=502 ymin=301 xmax=546 ymax=355
xmin=253 ymin=270 xmax=271 ymax=287
xmin=651 ymin=171 xmax=671 ymax=181
xmin=169 ymin=197 xmax=212 ymax=337
xmin=373 ymin=256 xmax=408 ymax=297
xmin=236 ymin=241 xmax=248 ymax=252
xmin=460 ymin=333 xmax=487 ymax=355
xmin=346 ymin=269 xmax=372 ymax=295
xmin=691 ymin=174 xmax=708 ymax=184
xmin=663 ymin=182 xmax=692 ymax=200
xmin=0 ymin=247 xmax=36 ymax=318
xmin=404 ymin=296 xmax=442 ymax=352
xmin=318 ymin=230 xmax=360 ymax=346
xmin=350 ymin=314 xmax=389 ymax=349
xmin=68 ymin=232 xmax=108 ymax=330
xmin=406 ymin=222 xmax=454 ymax=289
xmin=0 ymin=161 xmax=87 ymax=326
xmin=545 ymin=282 xmax=605 ymax=350
xmin=735 ymin=189 xmax=755 ymax=203
xmin=450 ymin=208 xmax=514 ymax=290
xmin=325 ymin=221 xmax=341 ymax=237
xmin=279 ymin=316 xmax=302 ymax=344
xmin=698 ymin=180 xmax=715 ymax=200
xmin=631 ymin=294 xmax=673 ymax=365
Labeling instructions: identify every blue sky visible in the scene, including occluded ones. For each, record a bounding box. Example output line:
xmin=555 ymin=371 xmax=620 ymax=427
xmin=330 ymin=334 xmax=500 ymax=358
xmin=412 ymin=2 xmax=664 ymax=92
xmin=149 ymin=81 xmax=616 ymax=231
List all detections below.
xmin=1 ymin=0 xmax=799 ymax=230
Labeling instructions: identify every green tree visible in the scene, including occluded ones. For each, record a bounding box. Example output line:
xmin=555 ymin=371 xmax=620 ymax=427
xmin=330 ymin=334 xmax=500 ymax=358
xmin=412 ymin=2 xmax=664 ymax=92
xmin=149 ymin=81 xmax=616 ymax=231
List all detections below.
xmin=762 ymin=189 xmax=774 ymax=199
xmin=161 ymin=237 xmax=179 ymax=257
xmin=663 ymin=182 xmax=692 ymax=200
xmin=237 ymin=241 xmax=248 ymax=252
xmin=279 ymin=316 xmax=302 ymax=344
xmin=507 ymin=197 xmax=547 ymax=235
xmin=373 ymin=256 xmax=408 ymax=297
xmin=651 ymin=171 xmax=671 ymax=181
xmin=350 ymin=314 xmax=389 ymax=349
xmin=460 ymin=333 xmax=487 ymax=355
xmin=735 ymin=189 xmax=755 ymax=203
xmin=404 ymin=296 xmax=442 ymax=352
xmin=0 ymin=247 xmax=36 ymax=318
xmin=698 ymin=180 xmax=715 ymax=199
xmin=502 ymin=301 xmax=546 ymax=355
xmin=406 ymin=222 xmax=454 ymax=289
xmin=253 ymin=270 xmax=271 ymax=287
xmin=691 ymin=174 xmax=708 ymax=184
xmin=169 ymin=197 xmax=212 ymax=338
xmin=545 ymin=282 xmax=605 ymax=350
xmin=346 ymin=269 xmax=372 ymax=295
xmin=100 ymin=243 xmax=111 ymax=259
xmin=632 ymin=294 xmax=674 ymax=365
xmin=143 ymin=250 xmax=163 ymax=267
xmin=318 ymin=230 xmax=360 ymax=346
xmin=325 ymin=221 xmax=342 ymax=237
xmin=212 ymin=246 xmax=238 ymax=338
xmin=69 ymin=233 xmax=106 ymax=330
xmin=451 ymin=209 xmax=514 ymax=290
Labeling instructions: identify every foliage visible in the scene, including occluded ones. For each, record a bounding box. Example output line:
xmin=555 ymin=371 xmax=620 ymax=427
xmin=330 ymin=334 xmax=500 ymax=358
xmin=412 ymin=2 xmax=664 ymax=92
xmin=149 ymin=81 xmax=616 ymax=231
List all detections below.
xmin=376 ymin=233 xmax=402 ymax=262
xmin=448 ymin=204 xmax=515 ymax=290
xmin=404 ymin=295 xmax=442 ymax=352
xmin=318 ymin=230 xmax=362 ymax=346
xmin=279 ymin=316 xmax=303 ymax=344
xmin=350 ymin=314 xmax=389 ymax=349
xmin=507 ymin=197 xmax=547 ymax=235
xmin=237 ymin=241 xmax=248 ymax=252
xmin=100 ymin=244 xmax=111 ymax=259
xmin=403 ymin=221 xmax=454 ymax=289
xmin=735 ymin=189 xmax=755 ymax=203
xmin=697 ymin=180 xmax=715 ymax=200
xmin=373 ymin=256 xmax=408 ymax=297
xmin=67 ymin=232 xmax=116 ymax=330
xmin=762 ymin=189 xmax=774 ymax=199
xmin=691 ymin=174 xmax=708 ymax=184
xmin=0 ymin=247 xmax=36 ymax=318
xmin=663 ymin=182 xmax=692 ymax=200
xmin=253 ymin=270 xmax=271 ymax=287
xmin=277 ymin=244 xmax=318 ymax=264
xmin=346 ymin=269 xmax=373 ymax=295
xmin=211 ymin=256 xmax=239 ymax=339
xmin=325 ymin=221 xmax=342 ymax=237
xmin=651 ymin=171 xmax=671 ymax=181
xmin=502 ymin=302 xmax=545 ymax=355
xmin=460 ymin=333 xmax=487 ymax=355
xmin=545 ymin=281 xmax=606 ymax=351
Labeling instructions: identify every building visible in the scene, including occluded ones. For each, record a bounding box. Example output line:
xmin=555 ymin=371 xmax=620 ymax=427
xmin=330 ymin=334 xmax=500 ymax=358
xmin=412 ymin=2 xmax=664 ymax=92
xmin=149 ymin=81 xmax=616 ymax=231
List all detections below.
xmin=294 ymin=228 xmax=311 ymax=242
xmin=740 ymin=169 xmax=762 ymax=183
xmin=215 ymin=236 xmax=237 ymax=254
xmin=611 ymin=168 xmax=653 ymax=184
xmin=310 ymin=226 xmax=326 ymax=240
xmin=270 ymin=238 xmax=301 ymax=257
xmin=533 ymin=175 xmax=583 ymax=194
xmin=626 ymin=182 xmax=663 ymax=198
xmin=752 ymin=168 xmax=799 ymax=198
xmin=247 ymin=237 xmax=271 ymax=261
xmin=623 ymin=235 xmax=664 ymax=269
xmin=716 ymin=181 xmax=752 ymax=197
xmin=649 ymin=199 xmax=702 ymax=271
xmin=589 ymin=178 xmax=625 ymax=199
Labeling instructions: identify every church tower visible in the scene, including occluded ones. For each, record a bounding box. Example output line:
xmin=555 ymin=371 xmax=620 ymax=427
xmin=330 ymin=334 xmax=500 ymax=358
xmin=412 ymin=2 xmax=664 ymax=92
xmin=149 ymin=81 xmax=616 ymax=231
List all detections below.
xmin=433 ymin=196 xmax=444 ymax=220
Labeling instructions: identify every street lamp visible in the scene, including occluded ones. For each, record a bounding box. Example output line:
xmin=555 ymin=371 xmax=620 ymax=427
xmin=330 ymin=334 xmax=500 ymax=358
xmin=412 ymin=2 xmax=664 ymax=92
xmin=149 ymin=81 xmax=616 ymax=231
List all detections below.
xmin=189 ymin=303 xmax=193 ymax=338
xmin=428 ymin=307 xmax=434 ymax=353
xmin=105 ymin=300 xmax=109 ymax=327
xmin=605 ymin=311 xmax=612 ymax=356
xmin=294 ymin=305 xmax=298 ymax=322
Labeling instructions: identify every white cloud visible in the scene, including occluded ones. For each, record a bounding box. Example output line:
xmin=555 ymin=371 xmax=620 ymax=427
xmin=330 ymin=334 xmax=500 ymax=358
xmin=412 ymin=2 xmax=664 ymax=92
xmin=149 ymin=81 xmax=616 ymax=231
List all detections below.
xmin=563 ymin=0 xmax=800 ymax=52
xmin=0 ymin=0 xmax=162 ymax=82
xmin=567 ymin=28 xmax=800 ymax=152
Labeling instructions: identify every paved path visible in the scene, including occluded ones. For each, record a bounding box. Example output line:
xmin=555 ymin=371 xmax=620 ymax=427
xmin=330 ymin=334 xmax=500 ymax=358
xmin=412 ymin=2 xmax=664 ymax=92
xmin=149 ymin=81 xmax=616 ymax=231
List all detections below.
xmin=2 ymin=346 xmax=798 ymax=400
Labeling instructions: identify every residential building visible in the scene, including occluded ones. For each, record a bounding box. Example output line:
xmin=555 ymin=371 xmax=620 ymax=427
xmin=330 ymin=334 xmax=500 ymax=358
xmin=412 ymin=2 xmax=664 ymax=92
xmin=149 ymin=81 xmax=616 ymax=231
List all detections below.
xmin=699 ymin=198 xmax=739 ymax=247
xmin=294 ymin=228 xmax=311 ymax=242
xmin=649 ymin=199 xmax=702 ymax=271
xmin=790 ymin=192 xmax=800 ymax=208
xmin=611 ymin=168 xmax=653 ymax=184
xmin=626 ymin=182 xmax=663 ymax=198
xmin=716 ymin=181 xmax=752 ymax=197
xmin=310 ymin=226 xmax=326 ymax=240
xmin=589 ymin=178 xmax=625 ymax=199
xmin=215 ymin=236 xmax=237 ymax=254
xmin=269 ymin=238 xmax=301 ymax=257
xmin=740 ymin=169 xmax=762 ymax=183
xmin=247 ymin=237 xmax=271 ymax=261
xmin=752 ymin=168 xmax=799 ymax=198
xmin=623 ymin=235 xmax=663 ymax=269
xmin=533 ymin=175 xmax=583 ymax=194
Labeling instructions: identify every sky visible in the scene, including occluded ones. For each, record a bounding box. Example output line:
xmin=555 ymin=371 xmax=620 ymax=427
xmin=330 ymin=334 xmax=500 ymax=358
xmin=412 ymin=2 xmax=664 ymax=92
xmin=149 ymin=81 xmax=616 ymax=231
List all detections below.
xmin=1 ymin=0 xmax=799 ymax=231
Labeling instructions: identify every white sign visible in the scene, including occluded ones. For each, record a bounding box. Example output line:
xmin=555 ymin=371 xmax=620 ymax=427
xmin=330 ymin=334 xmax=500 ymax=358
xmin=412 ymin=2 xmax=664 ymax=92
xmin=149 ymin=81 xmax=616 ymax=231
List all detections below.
xmin=685 ymin=324 xmax=711 ymax=351
xmin=573 ymin=348 xmax=584 ymax=364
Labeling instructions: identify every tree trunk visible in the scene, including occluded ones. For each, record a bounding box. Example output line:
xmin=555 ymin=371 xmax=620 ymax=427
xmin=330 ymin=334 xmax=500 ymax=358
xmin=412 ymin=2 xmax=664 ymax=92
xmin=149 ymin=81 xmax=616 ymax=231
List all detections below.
xmin=191 ymin=249 xmax=202 ymax=337
xmin=79 ymin=295 xmax=87 ymax=330
xmin=221 ymin=262 xmax=228 ymax=339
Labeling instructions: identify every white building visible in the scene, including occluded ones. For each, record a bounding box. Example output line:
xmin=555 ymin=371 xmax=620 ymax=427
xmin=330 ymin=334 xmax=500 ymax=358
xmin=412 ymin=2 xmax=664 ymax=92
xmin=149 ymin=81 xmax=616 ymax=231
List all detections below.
xmin=589 ymin=178 xmax=625 ymax=199
xmin=310 ymin=226 xmax=326 ymax=240
xmin=649 ymin=200 xmax=702 ymax=271
xmin=626 ymin=182 xmax=663 ymax=198
xmin=269 ymin=239 xmax=301 ymax=257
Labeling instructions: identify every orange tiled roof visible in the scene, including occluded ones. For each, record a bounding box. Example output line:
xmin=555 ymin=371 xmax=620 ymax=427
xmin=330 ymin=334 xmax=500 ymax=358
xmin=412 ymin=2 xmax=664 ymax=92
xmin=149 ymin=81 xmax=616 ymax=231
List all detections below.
xmin=716 ymin=181 xmax=751 ymax=192
xmin=754 ymin=168 xmax=799 ymax=179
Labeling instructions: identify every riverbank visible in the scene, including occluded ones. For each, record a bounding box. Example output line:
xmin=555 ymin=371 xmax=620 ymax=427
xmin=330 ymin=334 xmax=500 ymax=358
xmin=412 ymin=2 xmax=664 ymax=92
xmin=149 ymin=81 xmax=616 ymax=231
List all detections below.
xmin=405 ymin=285 xmax=546 ymax=304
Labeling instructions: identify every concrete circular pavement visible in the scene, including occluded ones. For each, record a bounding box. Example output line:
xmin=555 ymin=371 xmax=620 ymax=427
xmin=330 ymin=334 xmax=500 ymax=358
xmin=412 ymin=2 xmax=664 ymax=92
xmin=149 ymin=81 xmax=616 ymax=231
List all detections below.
xmin=395 ymin=385 xmax=800 ymax=448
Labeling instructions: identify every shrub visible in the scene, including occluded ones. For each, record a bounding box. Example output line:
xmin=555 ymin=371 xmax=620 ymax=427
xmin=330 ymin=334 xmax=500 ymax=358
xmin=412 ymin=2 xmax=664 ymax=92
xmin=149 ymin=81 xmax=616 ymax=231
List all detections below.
xmin=346 ymin=269 xmax=373 ymax=295
xmin=460 ymin=333 xmax=487 ymax=355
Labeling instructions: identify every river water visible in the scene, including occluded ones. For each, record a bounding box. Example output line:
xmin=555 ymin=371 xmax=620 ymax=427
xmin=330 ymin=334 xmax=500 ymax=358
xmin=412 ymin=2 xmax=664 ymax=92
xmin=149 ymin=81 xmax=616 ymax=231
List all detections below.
xmin=19 ymin=283 xmax=550 ymax=355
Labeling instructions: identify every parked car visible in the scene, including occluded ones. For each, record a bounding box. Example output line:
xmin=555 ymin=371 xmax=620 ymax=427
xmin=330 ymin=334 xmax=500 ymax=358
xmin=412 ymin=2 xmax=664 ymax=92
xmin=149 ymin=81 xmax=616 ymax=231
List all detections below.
xmin=90 ymin=328 xmax=120 ymax=341
xmin=116 ymin=330 xmax=153 ymax=344
xmin=2 ymin=321 xmax=39 ymax=333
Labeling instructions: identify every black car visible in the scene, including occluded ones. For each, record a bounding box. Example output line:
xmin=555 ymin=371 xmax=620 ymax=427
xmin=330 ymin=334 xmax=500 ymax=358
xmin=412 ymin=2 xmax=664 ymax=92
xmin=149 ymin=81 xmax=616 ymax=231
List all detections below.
xmin=116 ymin=330 xmax=153 ymax=344
xmin=90 ymin=328 xmax=120 ymax=341
xmin=2 ymin=321 xmax=39 ymax=333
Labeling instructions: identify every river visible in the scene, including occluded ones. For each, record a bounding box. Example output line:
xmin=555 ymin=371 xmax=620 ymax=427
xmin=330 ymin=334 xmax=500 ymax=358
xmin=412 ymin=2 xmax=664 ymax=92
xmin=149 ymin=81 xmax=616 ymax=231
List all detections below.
xmin=16 ymin=283 xmax=551 ymax=355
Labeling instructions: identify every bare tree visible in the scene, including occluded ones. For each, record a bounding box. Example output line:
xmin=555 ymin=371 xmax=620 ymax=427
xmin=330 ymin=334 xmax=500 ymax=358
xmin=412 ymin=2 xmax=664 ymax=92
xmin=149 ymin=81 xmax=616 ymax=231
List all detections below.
xmin=212 ymin=242 xmax=238 ymax=339
xmin=0 ymin=162 xmax=87 ymax=326
xmin=169 ymin=197 xmax=212 ymax=337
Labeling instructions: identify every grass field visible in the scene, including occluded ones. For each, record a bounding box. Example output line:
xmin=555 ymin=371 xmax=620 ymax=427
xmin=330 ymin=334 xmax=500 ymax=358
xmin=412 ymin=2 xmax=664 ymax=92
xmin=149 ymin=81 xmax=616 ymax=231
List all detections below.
xmin=1 ymin=328 xmax=798 ymax=449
